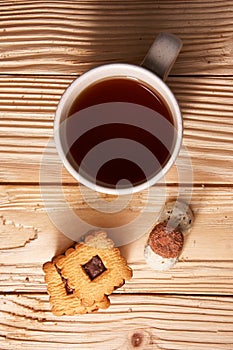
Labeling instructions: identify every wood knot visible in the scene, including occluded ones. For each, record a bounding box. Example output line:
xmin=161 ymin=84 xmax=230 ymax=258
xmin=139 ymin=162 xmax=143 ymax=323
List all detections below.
xmin=127 ymin=329 xmax=160 ymax=349
xmin=131 ymin=332 xmax=143 ymax=347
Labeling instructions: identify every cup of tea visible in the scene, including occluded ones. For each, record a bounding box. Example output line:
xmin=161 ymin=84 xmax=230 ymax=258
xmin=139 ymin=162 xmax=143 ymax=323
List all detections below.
xmin=54 ymin=32 xmax=183 ymax=195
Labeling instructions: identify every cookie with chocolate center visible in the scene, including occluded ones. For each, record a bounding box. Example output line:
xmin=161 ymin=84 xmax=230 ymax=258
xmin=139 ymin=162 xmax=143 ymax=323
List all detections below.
xmin=43 ymin=230 xmax=132 ymax=315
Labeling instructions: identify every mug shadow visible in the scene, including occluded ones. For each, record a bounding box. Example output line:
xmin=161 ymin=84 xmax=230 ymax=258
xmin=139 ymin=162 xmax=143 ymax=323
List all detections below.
xmin=68 ymin=2 xmax=217 ymax=77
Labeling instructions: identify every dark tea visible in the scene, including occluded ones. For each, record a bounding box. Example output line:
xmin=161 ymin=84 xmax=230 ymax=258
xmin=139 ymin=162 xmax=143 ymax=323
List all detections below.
xmin=65 ymin=77 xmax=175 ymax=189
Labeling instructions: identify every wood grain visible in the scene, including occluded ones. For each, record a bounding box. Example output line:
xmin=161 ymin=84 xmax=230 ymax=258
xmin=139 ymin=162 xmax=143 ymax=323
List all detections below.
xmin=0 ymin=216 xmax=38 ymax=249
xmin=0 ymin=0 xmax=233 ymax=75
xmin=0 ymin=76 xmax=233 ymax=184
xmin=0 ymin=294 xmax=233 ymax=349
xmin=0 ymin=185 xmax=232 ymax=293
xmin=1 ymin=1 xmax=233 ymax=347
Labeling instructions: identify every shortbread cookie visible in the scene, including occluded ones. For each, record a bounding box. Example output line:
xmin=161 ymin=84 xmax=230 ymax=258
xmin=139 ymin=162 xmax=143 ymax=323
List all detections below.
xmin=43 ymin=262 xmax=110 ymax=316
xmin=55 ymin=242 xmax=132 ymax=305
xmin=43 ymin=231 xmax=132 ymax=314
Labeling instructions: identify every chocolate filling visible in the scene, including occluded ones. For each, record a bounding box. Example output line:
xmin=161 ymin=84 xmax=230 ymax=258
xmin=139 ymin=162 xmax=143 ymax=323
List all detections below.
xmin=55 ymin=265 xmax=74 ymax=295
xmin=82 ymin=255 xmax=107 ymax=281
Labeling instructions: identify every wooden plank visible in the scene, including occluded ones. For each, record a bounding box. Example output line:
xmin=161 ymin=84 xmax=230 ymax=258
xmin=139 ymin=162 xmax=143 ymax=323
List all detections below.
xmin=0 ymin=294 xmax=233 ymax=349
xmin=0 ymin=76 xmax=233 ymax=184
xmin=0 ymin=185 xmax=233 ymax=293
xmin=0 ymin=0 xmax=233 ymax=75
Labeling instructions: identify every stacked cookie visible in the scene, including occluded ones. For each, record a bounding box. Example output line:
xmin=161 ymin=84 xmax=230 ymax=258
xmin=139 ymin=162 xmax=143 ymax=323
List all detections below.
xmin=43 ymin=231 xmax=132 ymax=316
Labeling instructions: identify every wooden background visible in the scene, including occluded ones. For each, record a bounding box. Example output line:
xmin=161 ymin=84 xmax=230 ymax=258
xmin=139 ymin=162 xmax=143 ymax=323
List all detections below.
xmin=0 ymin=1 xmax=233 ymax=349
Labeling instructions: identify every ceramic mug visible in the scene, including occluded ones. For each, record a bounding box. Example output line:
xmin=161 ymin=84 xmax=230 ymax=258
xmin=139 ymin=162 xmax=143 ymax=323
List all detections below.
xmin=54 ymin=32 xmax=183 ymax=195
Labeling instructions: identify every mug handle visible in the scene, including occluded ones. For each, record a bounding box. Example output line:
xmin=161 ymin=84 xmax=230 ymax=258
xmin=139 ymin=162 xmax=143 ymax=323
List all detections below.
xmin=141 ymin=32 xmax=182 ymax=81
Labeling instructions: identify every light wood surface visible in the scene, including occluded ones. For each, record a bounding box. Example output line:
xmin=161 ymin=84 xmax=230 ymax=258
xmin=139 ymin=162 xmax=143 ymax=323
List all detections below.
xmin=0 ymin=76 xmax=232 ymax=184
xmin=1 ymin=0 xmax=233 ymax=75
xmin=0 ymin=185 xmax=232 ymax=293
xmin=1 ymin=294 xmax=233 ymax=350
xmin=0 ymin=1 xmax=233 ymax=349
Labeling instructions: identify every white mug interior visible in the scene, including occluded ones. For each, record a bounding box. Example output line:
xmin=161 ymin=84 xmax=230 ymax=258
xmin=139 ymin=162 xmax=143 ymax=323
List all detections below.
xmin=54 ymin=63 xmax=183 ymax=195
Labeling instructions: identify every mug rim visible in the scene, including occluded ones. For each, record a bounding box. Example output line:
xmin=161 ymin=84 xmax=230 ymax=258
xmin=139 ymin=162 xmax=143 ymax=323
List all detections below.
xmin=54 ymin=63 xmax=183 ymax=195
